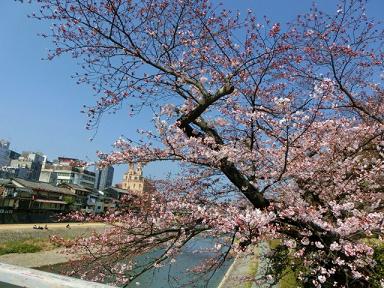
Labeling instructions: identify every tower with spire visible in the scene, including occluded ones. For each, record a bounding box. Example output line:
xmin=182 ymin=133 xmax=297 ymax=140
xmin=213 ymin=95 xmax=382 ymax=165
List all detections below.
xmin=121 ymin=162 xmax=152 ymax=195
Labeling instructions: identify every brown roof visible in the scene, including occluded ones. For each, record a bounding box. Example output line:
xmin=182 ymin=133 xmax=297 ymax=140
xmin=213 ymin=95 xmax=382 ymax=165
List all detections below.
xmin=104 ymin=187 xmax=131 ymax=195
xmin=58 ymin=183 xmax=91 ymax=193
xmin=12 ymin=178 xmax=75 ymax=196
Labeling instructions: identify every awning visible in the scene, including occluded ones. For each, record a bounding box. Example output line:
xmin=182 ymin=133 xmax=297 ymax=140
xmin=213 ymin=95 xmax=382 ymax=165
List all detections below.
xmin=35 ymin=199 xmax=67 ymax=205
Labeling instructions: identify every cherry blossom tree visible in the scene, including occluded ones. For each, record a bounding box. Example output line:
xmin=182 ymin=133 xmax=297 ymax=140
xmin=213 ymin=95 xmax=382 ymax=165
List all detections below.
xmin=33 ymin=0 xmax=384 ymax=287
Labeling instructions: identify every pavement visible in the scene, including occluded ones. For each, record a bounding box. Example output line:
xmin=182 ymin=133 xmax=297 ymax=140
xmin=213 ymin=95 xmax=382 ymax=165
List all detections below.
xmin=218 ymin=246 xmax=260 ymax=288
xmin=0 ymin=248 xmax=74 ymax=268
xmin=218 ymin=242 xmax=280 ymax=288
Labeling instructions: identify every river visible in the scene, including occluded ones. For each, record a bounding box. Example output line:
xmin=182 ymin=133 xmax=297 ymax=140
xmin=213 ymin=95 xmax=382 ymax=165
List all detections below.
xmin=40 ymin=236 xmax=233 ymax=288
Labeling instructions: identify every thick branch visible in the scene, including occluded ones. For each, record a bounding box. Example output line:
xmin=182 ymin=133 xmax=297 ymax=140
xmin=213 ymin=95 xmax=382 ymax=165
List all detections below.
xmin=178 ymin=83 xmax=234 ymax=129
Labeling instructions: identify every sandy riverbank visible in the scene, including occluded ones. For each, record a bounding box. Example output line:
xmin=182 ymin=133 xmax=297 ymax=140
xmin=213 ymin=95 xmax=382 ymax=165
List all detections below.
xmin=0 ymin=222 xmax=107 ymax=243
xmin=0 ymin=222 xmax=107 ymax=268
xmin=0 ymin=248 xmax=74 ymax=268
xmin=0 ymin=222 xmax=106 ymax=231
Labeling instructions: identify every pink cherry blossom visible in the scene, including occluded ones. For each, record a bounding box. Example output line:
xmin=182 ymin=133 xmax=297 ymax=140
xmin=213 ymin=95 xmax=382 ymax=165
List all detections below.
xmin=32 ymin=0 xmax=384 ymax=287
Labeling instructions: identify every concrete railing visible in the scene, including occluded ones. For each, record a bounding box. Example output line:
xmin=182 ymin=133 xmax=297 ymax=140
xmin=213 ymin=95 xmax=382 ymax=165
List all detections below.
xmin=0 ymin=262 xmax=115 ymax=288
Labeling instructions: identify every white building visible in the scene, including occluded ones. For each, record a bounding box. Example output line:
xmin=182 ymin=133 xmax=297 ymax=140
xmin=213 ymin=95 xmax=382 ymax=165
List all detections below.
xmin=0 ymin=140 xmax=10 ymax=168
xmin=9 ymin=152 xmax=45 ymax=181
xmin=39 ymin=157 xmax=96 ymax=189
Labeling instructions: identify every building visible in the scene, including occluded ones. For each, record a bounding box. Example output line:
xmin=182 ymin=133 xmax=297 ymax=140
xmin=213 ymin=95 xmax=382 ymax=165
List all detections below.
xmin=0 ymin=166 xmax=29 ymax=180
xmin=38 ymin=168 xmax=57 ymax=184
xmin=89 ymin=192 xmax=117 ymax=213
xmin=58 ymin=183 xmax=92 ymax=210
xmin=94 ymin=166 xmax=114 ymax=191
xmin=9 ymin=152 xmax=45 ymax=181
xmin=0 ymin=149 xmax=22 ymax=179
xmin=0 ymin=178 xmax=76 ymax=212
xmin=9 ymin=150 xmax=20 ymax=161
xmin=103 ymin=186 xmax=132 ymax=200
xmin=39 ymin=157 xmax=96 ymax=189
xmin=0 ymin=140 xmax=10 ymax=167
xmin=120 ymin=163 xmax=154 ymax=195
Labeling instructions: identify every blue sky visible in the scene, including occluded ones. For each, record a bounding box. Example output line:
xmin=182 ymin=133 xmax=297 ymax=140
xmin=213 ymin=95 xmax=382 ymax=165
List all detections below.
xmin=0 ymin=0 xmax=383 ymax=183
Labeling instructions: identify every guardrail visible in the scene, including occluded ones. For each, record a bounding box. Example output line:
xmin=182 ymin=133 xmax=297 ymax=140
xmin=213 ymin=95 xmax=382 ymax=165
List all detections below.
xmin=0 ymin=262 xmax=115 ymax=288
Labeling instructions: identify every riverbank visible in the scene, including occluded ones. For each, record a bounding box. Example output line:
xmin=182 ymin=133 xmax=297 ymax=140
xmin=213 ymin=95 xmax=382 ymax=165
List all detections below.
xmin=0 ymin=227 xmax=233 ymax=287
xmin=0 ymin=222 xmax=107 ymax=267
xmin=218 ymin=246 xmax=259 ymax=288
xmin=0 ymin=222 xmax=106 ymax=243
xmin=39 ymin=236 xmax=232 ymax=288
xmin=0 ymin=247 xmax=74 ymax=268
xmin=219 ymin=240 xmax=299 ymax=288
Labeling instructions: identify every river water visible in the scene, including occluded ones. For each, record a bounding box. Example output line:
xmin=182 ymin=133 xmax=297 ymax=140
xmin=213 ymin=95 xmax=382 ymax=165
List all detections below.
xmin=40 ymin=237 xmax=233 ymax=288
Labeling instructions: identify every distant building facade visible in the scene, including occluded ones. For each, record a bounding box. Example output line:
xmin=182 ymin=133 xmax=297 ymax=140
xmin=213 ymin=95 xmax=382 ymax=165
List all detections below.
xmin=94 ymin=166 xmax=114 ymax=191
xmin=103 ymin=186 xmax=131 ymax=200
xmin=58 ymin=183 xmax=92 ymax=210
xmin=0 ymin=140 xmax=10 ymax=167
xmin=9 ymin=150 xmax=20 ymax=161
xmin=0 ymin=178 xmax=76 ymax=212
xmin=8 ymin=152 xmax=45 ymax=181
xmin=39 ymin=157 xmax=96 ymax=189
xmin=0 ymin=167 xmax=29 ymax=180
xmin=120 ymin=163 xmax=154 ymax=195
xmin=38 ymin=168 xmax=58 ymax=184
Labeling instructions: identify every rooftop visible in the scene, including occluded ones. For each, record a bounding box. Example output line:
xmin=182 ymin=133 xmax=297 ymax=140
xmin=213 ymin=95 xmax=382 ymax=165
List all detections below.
xmin=12 ymin=178 xmax=75 ymax=196
xmin=58 ymin=183 xmax=91 ymax=193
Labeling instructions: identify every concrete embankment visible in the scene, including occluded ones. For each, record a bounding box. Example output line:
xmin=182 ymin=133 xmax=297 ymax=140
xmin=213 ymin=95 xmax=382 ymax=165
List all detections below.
xmin=218 ymin=245 xmax=260 ymax=288
xmin=218 ymin=239 xmax=298 ymax=288
xmin=218 ymin=242 xmax=284 ymax=288
xmin=0 ymin=223 xmax=107 ymax=268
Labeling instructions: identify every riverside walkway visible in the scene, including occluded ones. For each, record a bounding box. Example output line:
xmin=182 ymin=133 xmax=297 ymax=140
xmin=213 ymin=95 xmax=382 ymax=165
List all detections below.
xmin=0 ymin=247 xmax=73 ymax=268
xmin=0 ymin=262 xmax=115 ymax=288
xmin=0 ymin=223 xmax=113 ymax=287
xmin=218 ymin=245 xmax=260 ymax=288
xmin=218 ymin=242 xmax=283 ymax=288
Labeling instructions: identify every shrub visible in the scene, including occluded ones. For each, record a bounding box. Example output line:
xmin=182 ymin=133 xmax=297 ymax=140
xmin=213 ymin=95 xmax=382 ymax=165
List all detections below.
xmin=0 ymin=241 xmax=42 ymax=255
